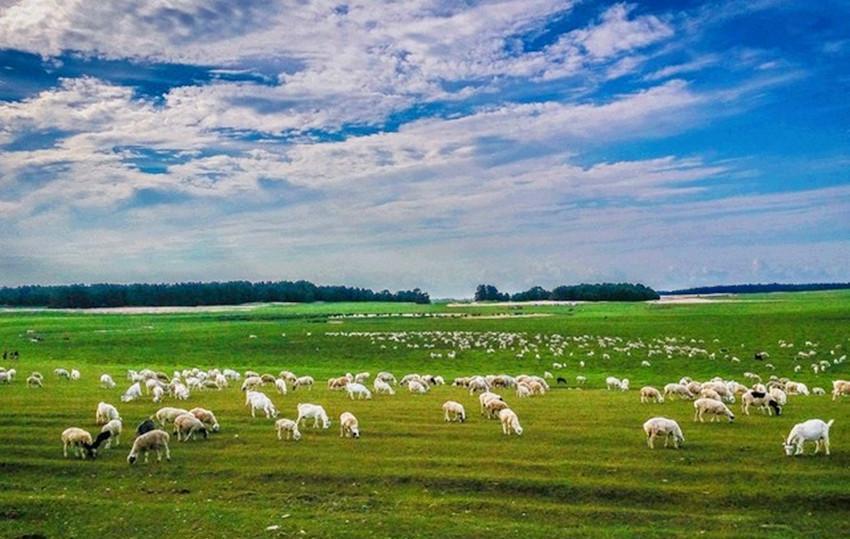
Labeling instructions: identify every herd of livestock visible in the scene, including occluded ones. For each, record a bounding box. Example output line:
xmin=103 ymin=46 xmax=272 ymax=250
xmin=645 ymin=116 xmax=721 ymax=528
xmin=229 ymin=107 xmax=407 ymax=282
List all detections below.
xmin=1 ymin=356 xmax=848 ymax=462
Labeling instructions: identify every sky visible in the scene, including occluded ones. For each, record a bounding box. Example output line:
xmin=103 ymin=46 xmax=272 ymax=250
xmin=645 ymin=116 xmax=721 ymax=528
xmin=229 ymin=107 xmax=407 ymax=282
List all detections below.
xmin=0 ymin=0 xmax=848 ymax=297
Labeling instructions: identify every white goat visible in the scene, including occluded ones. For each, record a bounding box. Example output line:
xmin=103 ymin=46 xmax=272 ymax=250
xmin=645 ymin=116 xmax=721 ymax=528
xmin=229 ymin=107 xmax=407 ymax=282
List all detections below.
xmin=783 ymin=419 xmax=834 ymax=456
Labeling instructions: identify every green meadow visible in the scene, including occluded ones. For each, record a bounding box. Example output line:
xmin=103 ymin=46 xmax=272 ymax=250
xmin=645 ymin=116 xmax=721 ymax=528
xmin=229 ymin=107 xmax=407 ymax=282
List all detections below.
xmin=1 ymin=291 xmax=849 ymax=538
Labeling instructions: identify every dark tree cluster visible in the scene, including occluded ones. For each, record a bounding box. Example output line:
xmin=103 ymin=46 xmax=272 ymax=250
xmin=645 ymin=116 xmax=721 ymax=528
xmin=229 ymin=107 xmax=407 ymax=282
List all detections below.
xmin=474 ymin=283 xmax=660 ymax=302
xmin=0 ymin=281 xmax=430 ymax=308
xmin=661 ymin=282 xmax=850 ymax=295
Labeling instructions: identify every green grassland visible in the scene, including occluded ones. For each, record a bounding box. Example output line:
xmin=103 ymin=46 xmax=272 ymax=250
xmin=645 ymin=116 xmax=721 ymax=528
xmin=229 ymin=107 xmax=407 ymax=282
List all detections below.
xmin=1 ymin=291 xmax=849 ymax=538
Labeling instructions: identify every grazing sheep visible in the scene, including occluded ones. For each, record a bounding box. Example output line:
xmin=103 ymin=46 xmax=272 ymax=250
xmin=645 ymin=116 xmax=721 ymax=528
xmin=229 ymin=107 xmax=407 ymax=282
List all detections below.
xmin=693 ymin=398 xmax=735 ymax=423
xmin=785 ymin=381 xmax=810 ymax=396
xmin=345 ymin=382 xmax=372 ymax=400
xmin=663 ymin=383 xmax=694 ymax=400
xmin=275 ymin=418 xmax=301 ymax=441
xmin=189 ymin=408 xmax=220 ymax=432
xmin=606 ymin=376 xmax=624 ymax=390
xmin=699 ymin=388 xmax=722 ymax=401
xmin=376 ymin=372 xmax=397 ymax=385
xmin=327 ymin=376 xmax=349 ymax=391
xmin=241 ymin=376 xmax=263 ymax=392
xmin=120 ymin=382 xmax=143 ymax=402
xmin=373 ymin=378 xmax=396 ymax=395
xmin=100 ymin=374 xmax=116 ymax=389
xmin=95 ymin=402 xmax=121 ymax=425
xmin=408 ymin=380 xmax=428 ymax=394
xmin=516 ymin=384 xmax=532 ymax=398
xmin=296 ymin=403 xmax=331 ymax=429
xmin=100 ymin=419 xmax=122 ymax=448
xmin=643 ymin=417 xmax=684 ymax=449
xmin=70 ymin=369 xmax=81 ymax=381
xmin=479 ymin=392 xmax=503 ymax=415
xmin=498 ymin=408 xmax=523 ymax=436
xmin=246 ymin=391 xmax=278 ymax=418
xmin=54 ymin=368 xmax=70 ymax=379
xmin=467 ymin=377 xmax=489 ymax=395
xmin=832 ymin=380 xmax=850 ymax=400
xmin=543 ymin=371 xmax=553 ymax=379
xmin=442 ymin=401 xmax=466 ymax=423
xmin=61 ymin=427 xmax=94 ymax=459
xmin=769 ymin=387 xmax=788 ymax=406
xmin=339 ymin=412 xmax=360 ymax=438
xmin=136 ymin=418 xmax=156 ymax=437
xmin=151 ymin=385 xmax=165 ymax=403
xmin=293 ymin=376 xmax=314 ymax=391
xmin=354 ymin=372 xmax=370 ymax=384
xmin=783 ymin=419 xmax=834 ymax=456
xmin=575 ymin=376 xmax=587 ymax=386
xmin=173 ymin=413 xmax=209 ymax=441
xmin=813 ymin=387 xmax=826 ymax=396
xmin=127 ymin=430 xmax=171 ymax=464
xmin=741 ymin=390 xmax=782 ymax=416
xmin=640 ymin=386 xmax=664 ymax=404
xmin=155 ymin=407 xmax=190 ymax=426
xmin=485 ymin=398 xmax=509 ymax=419
xmin=26 ymin=374 xmax=43 ymax=388
xmin=274 ymin=378 xmax=288 ymax=395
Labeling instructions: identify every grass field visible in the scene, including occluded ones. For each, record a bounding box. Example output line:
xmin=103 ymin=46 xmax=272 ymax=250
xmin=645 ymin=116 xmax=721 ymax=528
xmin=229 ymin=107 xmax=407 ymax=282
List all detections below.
xmin=1 ymin=291 xmax=849 ymax=538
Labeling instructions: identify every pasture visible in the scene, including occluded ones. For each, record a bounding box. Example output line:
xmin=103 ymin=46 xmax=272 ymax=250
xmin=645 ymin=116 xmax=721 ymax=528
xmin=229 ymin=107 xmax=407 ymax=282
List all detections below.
xmin=1 ymin=291 xmax=849 ymax=538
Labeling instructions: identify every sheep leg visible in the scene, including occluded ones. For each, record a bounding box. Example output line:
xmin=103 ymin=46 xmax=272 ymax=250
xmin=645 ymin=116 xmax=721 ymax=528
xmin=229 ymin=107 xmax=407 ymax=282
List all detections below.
xmin=164 ymin=443 xmax=171 ymax=461
xmin=824 ymin=438 xmax=830 ymax=455
xmin=251 ymin=407 xmax=256 ymax=418
xmin=277 ymin=428 xmax=282 ymax=440
xmin=144 ymin=451 xmax=149 ymax=463
xmin=63 ymin=442 xmax=68 ymax=458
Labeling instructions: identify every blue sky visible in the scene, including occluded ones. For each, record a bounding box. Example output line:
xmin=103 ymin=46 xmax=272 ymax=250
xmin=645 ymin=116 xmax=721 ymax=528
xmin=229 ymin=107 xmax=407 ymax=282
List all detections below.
xmin=0 ymin=0 xmax=848 ymax=297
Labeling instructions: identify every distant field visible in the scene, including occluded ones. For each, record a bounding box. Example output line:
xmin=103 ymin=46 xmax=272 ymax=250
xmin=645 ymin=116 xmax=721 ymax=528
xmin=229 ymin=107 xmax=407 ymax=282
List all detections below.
xmin=1 ymin=291 xmax=849 ymax=537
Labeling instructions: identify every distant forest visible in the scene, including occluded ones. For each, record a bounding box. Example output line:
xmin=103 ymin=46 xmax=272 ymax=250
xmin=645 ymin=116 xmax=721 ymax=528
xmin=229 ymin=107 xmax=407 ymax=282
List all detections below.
xmin=661 ymin=282 xmax=850 ymax=295
xmin=0 ymin=281 xmax=431 ymax=308
xmin=474 ymin=283 xmax=660 ymax=302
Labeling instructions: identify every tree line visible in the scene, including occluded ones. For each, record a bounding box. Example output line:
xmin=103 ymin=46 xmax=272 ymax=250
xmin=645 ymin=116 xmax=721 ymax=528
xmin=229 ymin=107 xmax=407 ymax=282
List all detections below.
xmin=0 ymin=281 xmax=431 ymax=308
xmin=474 ymin=283 xmax=660 ymax=302
xmin=661 ymin=282 xmax=850 ymax=295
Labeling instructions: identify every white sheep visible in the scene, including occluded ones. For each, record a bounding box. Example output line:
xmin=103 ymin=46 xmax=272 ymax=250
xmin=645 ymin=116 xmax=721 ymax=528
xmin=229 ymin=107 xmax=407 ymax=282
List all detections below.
xmin=151 ymin=385 xmax=165 ymax=403
xmin=345 ymin=382 xmax=372 ymax=400
xmin=274 ymin=378 xmax=288 ymax=395
xmin=190 ymin=407 xmax=220 ymax=432
xmin=693 ymin=398 xmax=735 ymax=422
xmin=643 ymin=417 xmax=684 ymax=449
xmin=100 ymin=374 xmax=116 ymax=389
xmin=783 ymin=419 xmax=834 ymax=456
xmin=442 ymin=400 xmax=466 ymax=423
xmin=640 ymin=386 xmax=664 ymax=403
xmin=275 ymin=418 xmax=302 ymax=441
xmin=339 ymin=412 xmax=360 ymax=438
xmin=61 ymin=427 xmax=94 ymax=459
xmin=246 ymin=391 xmax=278 ymax=418
xmin=373 ymin=378 xmax=395 ymax=395
xmin=663 ymin=383 xmax=693 ymax=400
xmin=408 ymin=380 xmax=428 ymax=394
xmin=173 ymin=413 xmax=209 ymax=441
xmin=240 ymin=376 xmax=263 ymax=392
xmin=354 ymin=372 xmax=370 ymax=383
xmin=499 ymin=408 xmax=523 ymax=436
xmin=296 ymin=403 xmax=330 ymax=429
xmin=95 ymin=402 xmax=121 ymax=425
xmin=516 ymin=384 xmax=532 ymax=398
xmin=376 ymin=371 xmax=397 ymax=385
xmin=120 ymin=382 xmax=143 ymax=402
xmin=479 ymin=391 xmax=503 ymax=415
xmin=293 ymin=376 xmax=314 ymax=391
xmin=54 ymin=368 xmax=70 ymax=379
xmin=26 ymin=374 xmax=43 ymax=388
xmin=155 ymin=407 xmax=190 ymax=426
xmin=70 ymin=369 xmax=81 ymax=381
xmin=467 ymin=376 xmax=489 ymax=394
xmin=100 ymin=419 xmax=122 ymax=448
xmin=812 ymin=387 xmax=826 ymax=396
xmin=127 ymin=429 xmax=171 ymax=464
